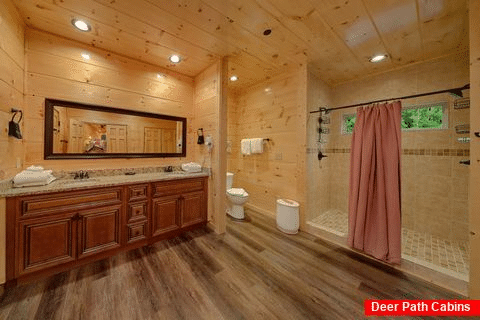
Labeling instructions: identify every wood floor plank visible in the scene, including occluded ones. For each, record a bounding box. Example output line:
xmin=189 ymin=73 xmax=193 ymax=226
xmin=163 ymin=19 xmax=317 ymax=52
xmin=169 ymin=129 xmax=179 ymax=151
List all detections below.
xmin=0 ymin=209 xmax=466 ymax=320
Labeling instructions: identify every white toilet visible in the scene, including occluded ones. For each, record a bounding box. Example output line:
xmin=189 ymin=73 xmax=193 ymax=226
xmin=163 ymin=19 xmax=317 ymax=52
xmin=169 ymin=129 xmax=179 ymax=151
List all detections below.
xmin=226 ymin=172 xmax=249 ymax=220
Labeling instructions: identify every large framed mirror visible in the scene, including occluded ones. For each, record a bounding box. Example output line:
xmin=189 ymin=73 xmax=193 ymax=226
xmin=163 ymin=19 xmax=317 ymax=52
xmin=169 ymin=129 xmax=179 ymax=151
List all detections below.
xmin=44 ymin=99 xmax=187 ymax=159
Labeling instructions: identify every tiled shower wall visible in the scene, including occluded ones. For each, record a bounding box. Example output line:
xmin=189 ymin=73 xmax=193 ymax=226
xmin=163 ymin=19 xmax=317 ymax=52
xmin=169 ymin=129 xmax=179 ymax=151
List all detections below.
xmin=309 ymin=53 xmax=470 ymax=242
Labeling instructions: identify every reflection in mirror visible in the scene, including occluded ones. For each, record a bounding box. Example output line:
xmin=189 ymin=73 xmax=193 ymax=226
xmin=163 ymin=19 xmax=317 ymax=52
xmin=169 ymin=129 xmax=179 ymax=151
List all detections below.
xmin=45 ymin=99 xmax=186 ymax=159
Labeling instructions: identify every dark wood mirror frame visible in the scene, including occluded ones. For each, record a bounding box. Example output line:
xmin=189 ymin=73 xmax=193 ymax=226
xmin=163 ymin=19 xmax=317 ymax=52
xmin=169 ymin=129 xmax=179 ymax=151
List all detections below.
xmin=44 ymin=98 xmax=187 ymax=159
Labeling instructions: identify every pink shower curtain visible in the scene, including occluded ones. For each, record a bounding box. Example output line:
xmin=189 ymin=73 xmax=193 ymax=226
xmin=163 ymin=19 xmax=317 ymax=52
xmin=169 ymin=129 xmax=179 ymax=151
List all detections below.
xmin=347 ymin=102 xmax=402 ymax=264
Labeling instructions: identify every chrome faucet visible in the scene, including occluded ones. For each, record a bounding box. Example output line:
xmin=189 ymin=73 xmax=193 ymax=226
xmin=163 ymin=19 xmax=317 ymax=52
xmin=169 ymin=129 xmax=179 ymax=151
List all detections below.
xmin=74 ymin=170 xmax=89 ymax=179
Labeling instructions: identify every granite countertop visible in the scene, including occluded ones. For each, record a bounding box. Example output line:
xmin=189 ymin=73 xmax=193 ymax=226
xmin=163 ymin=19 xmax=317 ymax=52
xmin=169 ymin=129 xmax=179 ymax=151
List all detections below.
xmin=0 ymin=170 xmax=209 ymax=197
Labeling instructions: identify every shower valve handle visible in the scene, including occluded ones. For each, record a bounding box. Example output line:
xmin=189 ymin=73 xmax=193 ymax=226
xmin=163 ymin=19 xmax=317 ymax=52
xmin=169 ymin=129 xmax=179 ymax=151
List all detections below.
xmin=318 ymin=151 xmax=327 ymax=160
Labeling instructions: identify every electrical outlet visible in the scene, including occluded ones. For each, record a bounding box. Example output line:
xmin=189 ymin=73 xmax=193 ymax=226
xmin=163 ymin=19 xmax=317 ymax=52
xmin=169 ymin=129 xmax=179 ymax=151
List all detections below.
xmin=16 ymin=157 xmax=21 ymax=168
xmin=275 ymin=153 xmax=283 ymax=160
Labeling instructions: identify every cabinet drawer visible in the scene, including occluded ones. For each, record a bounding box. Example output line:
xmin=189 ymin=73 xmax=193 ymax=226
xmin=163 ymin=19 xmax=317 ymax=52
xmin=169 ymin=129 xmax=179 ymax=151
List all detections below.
xmin=128 ymin=202 xmax=147 ymax=222
xmin=153 ymin=178 xmax=204 ymax=197
xmin=127 ymin=222 xmax=147 ymax=243
xmin=127 ymin=184 xmax=148 ymax=202
xmin=19 ymin=188 xmax=122 ymax=218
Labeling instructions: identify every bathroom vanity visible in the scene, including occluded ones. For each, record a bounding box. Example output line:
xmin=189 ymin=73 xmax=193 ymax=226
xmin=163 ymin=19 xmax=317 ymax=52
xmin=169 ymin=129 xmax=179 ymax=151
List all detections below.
xmin=2 ymin=173 xmax=208 ymax=285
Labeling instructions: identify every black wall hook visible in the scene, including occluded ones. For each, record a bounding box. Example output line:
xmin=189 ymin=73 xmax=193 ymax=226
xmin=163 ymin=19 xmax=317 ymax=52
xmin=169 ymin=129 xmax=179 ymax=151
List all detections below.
xmin=475 ymin=132 xmax=480 ymax=138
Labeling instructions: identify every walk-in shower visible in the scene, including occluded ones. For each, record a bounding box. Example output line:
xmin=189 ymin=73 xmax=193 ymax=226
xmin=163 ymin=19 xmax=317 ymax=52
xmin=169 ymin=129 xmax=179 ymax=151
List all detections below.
xmin=306 ymin=88 xmax=470 ymax=283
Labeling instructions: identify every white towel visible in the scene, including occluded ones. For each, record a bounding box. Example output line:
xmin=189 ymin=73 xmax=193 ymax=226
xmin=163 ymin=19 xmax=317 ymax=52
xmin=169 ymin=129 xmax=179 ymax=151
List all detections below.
xmin=241 ymin=139 xmax=251 ymax=155
xmin=13 ymin=169 xmax=56 ymax=187
xmin=13 ymin=176 xmax=56 ymax=188
xmin=250 ymin=138 xmax=264 ymax=154
xmin=26 ymin=165 xmax=45 ymax=172
xmin=181 ymin=162 xmax=202 ymax=173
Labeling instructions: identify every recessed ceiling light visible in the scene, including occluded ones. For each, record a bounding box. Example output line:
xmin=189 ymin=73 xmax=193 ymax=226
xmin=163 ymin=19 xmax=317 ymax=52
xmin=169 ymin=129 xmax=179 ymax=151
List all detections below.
xmin=81 ymin=53 xmax=90 ymax=60
xmin=157 ymin=73 xmax=165 ymax=79
xmin=230 ymin=75 xmax=238 ymax=81
xmin=369 ymin=54 xmax=388 ymax=63
xmin=72 ymin=19 xmax=91 ymax=32
xmin=169 ymin=55 xmax=181 ymax=63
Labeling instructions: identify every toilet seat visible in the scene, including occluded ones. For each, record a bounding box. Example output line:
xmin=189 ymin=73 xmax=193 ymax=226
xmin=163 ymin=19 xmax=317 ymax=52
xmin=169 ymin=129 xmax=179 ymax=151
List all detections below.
xmin=227 ymin=188 xmax=248 ymax=197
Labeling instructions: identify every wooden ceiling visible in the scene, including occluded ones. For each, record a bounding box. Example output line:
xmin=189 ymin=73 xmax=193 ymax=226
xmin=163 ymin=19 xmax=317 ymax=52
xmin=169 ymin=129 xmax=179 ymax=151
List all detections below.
xmin=13 ymin=0 xmax=469 ymax=88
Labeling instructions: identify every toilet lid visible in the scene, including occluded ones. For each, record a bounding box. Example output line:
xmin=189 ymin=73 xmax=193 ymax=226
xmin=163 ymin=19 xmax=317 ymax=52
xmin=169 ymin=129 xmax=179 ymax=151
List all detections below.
xmin=227 ymin=188 xmax=248 ymax=197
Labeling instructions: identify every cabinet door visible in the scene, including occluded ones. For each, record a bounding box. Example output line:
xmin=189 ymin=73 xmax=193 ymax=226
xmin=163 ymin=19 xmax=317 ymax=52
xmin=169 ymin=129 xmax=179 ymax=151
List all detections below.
xmin=18 ymin=213 xmax=76 ymax=276
xmin=78 ymin=205 xmax=121 ymax=259
xmin=181 ymin=191 xmax=207 ymax=227
xmin=152 ymin=195 xmax=180 ymax=237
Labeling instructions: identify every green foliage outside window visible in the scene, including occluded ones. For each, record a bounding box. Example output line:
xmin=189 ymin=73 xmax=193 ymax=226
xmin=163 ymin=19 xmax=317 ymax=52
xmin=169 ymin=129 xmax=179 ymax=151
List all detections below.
xmin=342 ymin=104 xmax=445 ymax=134
xmin=401 ymin=106 xmax=443 ymax=129
xmin=344 ymin=115 xmax=356 ymax=134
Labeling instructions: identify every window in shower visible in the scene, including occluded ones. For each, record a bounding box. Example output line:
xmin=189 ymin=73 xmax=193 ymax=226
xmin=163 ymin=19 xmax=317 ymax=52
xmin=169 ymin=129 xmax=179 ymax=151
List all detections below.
xmin=341 ymin=101 xmax=448 ymax=134
xmin=342 ymin=114 xmax=356 ymax=134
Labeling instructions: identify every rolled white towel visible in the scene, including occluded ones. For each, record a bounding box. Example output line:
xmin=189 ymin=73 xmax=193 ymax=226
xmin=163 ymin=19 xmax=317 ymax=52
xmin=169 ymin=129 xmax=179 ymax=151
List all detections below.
xmin=241 ymin=139 xmax=251 ymax=155
xmin=250 ymin=138 xmax=264 ymax=154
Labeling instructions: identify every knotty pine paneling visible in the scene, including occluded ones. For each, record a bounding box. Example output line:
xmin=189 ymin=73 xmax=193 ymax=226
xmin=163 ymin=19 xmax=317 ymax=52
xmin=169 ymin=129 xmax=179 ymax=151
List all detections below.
xmin=0 ymin=0 xmax=25 ymax=181
xmin=0 ymin=0 xmax=25 ymax=285
xmin=228 ymin=65 xmax=308 ymax=225
xmin=469 ymin=0 xmax=480 ymax=299
xmin=23 ymin=29 xmax=196 ymax=172
xmin=193 ymin=61 xmax=225 ymax=232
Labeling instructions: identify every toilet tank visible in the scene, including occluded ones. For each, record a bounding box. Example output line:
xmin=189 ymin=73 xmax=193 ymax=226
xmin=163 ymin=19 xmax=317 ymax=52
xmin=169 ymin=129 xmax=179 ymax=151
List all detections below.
xmin=226 ymin=172 xmax=234 ymax=190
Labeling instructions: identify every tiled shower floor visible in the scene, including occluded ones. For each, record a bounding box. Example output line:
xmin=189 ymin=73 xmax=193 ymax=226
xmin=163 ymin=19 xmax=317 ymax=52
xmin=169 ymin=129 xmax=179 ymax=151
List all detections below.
xmin=310 ymin=210 xmax=470 ymax=279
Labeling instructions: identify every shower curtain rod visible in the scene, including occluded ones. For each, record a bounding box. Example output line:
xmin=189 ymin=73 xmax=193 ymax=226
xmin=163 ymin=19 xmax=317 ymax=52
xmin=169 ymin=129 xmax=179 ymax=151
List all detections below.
xmin=309 ymin=83 xmax=470 ymax=114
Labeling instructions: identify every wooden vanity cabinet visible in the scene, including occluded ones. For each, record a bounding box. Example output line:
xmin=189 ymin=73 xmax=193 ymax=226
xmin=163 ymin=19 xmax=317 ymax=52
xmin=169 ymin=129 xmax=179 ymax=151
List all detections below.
xmin=181 ymin=191 xmax=207 ymax=227
xmin=77 ymin=204 xmax=122 ymax=259
xmin=151 ymin=178 xmax=207 ymax=237
xmin=126 ymin=184 xmax=149 ymax=244
xmin=18 ymin=211 xmax=77 ymax=276
xmin=6 ymin=176 xmax=208 ymax=284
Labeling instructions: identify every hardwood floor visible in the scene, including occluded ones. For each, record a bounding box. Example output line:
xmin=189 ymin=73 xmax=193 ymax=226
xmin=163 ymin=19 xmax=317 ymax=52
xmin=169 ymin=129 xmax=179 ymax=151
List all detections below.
xmin=0 ymin=209 xmax=464 ymax=319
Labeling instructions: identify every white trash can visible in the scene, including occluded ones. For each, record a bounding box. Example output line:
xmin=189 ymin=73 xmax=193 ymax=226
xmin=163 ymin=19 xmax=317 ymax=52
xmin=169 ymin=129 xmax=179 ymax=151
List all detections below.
xmin=276 ymin=199 xmax=300 ymax=234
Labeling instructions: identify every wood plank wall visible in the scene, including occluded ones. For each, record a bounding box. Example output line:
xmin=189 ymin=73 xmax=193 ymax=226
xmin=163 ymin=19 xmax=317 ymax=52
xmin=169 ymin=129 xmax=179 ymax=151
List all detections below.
xmin=23 ymin=29 xmax=196 ymax=172
xmin=193 ymin=61 xmax=226 ymax=233
xmin=0 ymin=0 xmax=25 ymax=285
xmin=0 ymin=0 xmax=25 ymax=181
xmin=228 ymin=65 xmax=308 ymax=227
xmin=469 ymin=0 xmax=480 ymax=299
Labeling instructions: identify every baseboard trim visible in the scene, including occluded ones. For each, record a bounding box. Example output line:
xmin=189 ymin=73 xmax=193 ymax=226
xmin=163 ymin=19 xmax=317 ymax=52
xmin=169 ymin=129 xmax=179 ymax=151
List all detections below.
xmin=244 ymin=204 xmax=275 ymax=218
